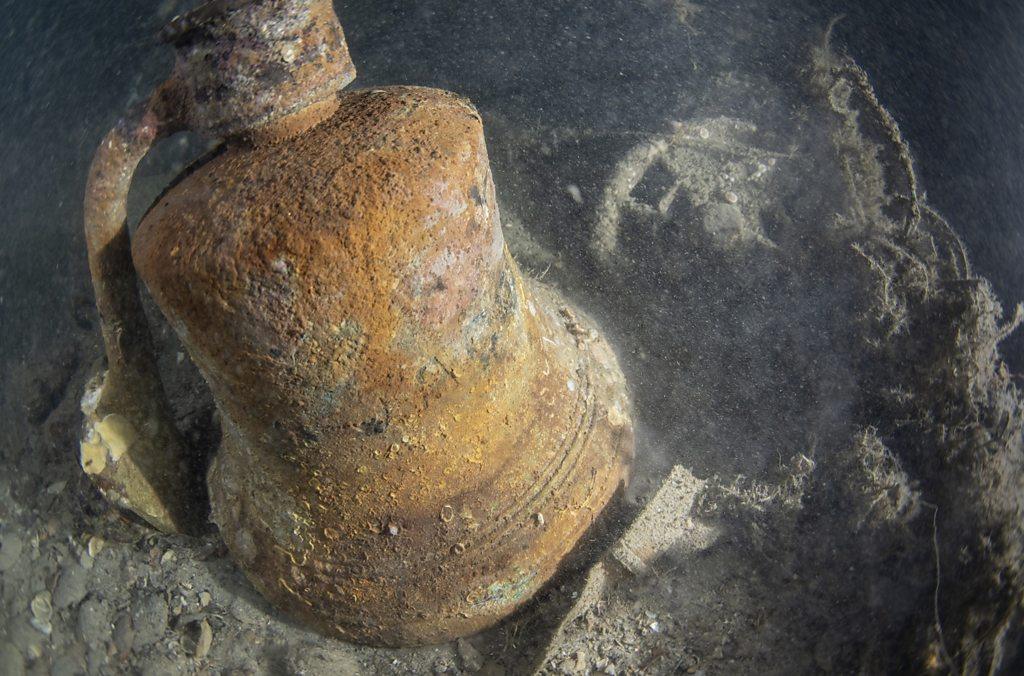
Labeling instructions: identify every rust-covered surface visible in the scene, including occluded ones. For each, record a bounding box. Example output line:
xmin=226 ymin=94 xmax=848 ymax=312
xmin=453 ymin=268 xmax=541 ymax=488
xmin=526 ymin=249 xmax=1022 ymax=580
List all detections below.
xmin=134 ymin=87 xmax=634 ymax=645
xmin=162 ymin=0 xmax=356 ymax=139
xmin=83 ymin=0 xmax=634 ymax=647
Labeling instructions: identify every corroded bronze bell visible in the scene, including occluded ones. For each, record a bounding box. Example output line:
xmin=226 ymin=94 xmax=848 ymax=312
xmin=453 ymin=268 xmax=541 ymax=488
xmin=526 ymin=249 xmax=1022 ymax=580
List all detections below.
xmin=81 ymin=0 xmax=633 ymax=646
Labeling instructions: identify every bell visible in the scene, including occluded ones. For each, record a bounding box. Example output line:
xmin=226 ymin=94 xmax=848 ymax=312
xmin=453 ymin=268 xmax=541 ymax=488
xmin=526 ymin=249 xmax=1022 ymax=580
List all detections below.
xmin=81 ymin=0 xmax=633 ymax=646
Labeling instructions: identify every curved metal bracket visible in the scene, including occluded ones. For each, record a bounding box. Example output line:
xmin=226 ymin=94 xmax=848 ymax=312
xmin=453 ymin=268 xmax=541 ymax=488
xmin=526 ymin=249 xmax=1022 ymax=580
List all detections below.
xmin=81 ymin=79 xmax=203 ymax=534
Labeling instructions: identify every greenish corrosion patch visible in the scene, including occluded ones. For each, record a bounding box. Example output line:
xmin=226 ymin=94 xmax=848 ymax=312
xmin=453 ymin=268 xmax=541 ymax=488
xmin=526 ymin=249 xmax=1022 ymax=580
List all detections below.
xmin=467 ymin=569 xmax=537 ymax=609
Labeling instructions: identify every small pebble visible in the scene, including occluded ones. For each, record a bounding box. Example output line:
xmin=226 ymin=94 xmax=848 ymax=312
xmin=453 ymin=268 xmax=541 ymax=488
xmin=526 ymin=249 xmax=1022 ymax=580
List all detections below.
xmin=194 ymin=619 xmax=213 ymax=660
xmin=199 ymin=591 xmax=212 ymax=607
xmin=30 ymin=591 xmax=52 ymax=623
xmin=0 ymin=532 xmax=24 ymax=572
xmin=699 ymin=203 xmax=748 ymax=245
xmin=566 ymin=184 xmax=583 ymax=204
xmin=131 ymin=594 xmax=169 ymax=648
xmin=724 ymin=191 xmax=739 ymax=204
xmin=86 ymin=647 xmax=107 ymax=675
xmin=78 ymin=597 xmax=112 ymax=645
xmin=29 ymin=616 xmax=51 ymax=637
xmin=53 ymin=563 xmax=89 ymax=609
xmin=457 ymin=638 xmax=484 ymax=673
xmin=87 ymin=536 xmax=105 ymax=558
xmin=113 ymin=613 xmax=134 ymax=654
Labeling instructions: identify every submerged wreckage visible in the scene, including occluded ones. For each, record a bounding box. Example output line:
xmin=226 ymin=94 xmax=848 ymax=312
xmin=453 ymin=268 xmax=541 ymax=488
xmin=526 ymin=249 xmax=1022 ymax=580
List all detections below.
xmin=79 ymin=0 xmax=633 ymax=646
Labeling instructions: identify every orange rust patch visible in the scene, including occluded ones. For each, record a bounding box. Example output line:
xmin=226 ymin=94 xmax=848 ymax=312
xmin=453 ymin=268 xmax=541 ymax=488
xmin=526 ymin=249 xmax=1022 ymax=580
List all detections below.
xmin=135 ymin=86 xmax=634 ymax=646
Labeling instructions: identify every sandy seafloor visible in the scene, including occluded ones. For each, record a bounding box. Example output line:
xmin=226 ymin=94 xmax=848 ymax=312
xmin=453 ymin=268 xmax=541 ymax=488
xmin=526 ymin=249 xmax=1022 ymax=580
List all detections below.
xmin=2 ymin=1 xmax=1024 ymax=674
